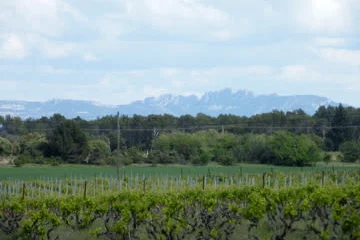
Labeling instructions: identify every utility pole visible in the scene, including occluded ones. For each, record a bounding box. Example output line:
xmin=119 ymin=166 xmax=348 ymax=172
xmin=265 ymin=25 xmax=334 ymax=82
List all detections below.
xmin=116 ymin=111 xmax=120 ymax=180
xmin=151 ymin=128 xmax=159 ymax=153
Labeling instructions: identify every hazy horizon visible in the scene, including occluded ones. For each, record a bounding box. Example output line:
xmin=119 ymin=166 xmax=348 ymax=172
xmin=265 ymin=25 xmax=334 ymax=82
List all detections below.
xmin=1 ymin=0 xmax=359 ymax=106
xmin=0 ymin=88 xmax=345 ymax=107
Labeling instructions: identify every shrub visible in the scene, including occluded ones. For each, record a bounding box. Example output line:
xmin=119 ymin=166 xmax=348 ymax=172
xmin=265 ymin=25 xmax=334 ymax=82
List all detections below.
xmin=269 ymin=131 xmax=322 ymax=166
xmin=323 ymin=153 xmax=332 ymax=165
xmin=0 ymin=137 xmax=12 ymax=156
xmin=339 ymin=141 xmax=360 ymax=162
xmin=191 ymin=151 xmax=212 ymax=165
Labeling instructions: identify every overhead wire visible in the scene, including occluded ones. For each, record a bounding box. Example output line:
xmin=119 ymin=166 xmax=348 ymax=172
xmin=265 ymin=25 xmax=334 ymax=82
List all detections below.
xmin=18 ymin=123 xmax=360 ymax=133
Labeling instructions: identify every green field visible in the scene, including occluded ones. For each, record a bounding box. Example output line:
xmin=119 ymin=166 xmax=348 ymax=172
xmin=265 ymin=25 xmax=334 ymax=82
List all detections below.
xmin=1 ymin=163 xmax=359 ymax=239
xmin=0 ymin=162 xmax=359 ymax=180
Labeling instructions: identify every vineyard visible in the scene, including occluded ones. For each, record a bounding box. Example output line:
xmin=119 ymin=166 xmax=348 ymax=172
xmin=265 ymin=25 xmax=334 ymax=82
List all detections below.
xmin=1 ymin=169 xmax=360 ymax=240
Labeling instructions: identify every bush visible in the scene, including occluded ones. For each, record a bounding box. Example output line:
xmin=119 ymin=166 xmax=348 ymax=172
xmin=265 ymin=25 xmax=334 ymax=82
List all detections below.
xmin=125 ymin=147 xmax=146 ymax=164
xmin=191 ymin=151 xmax=212 ymax=165
xmin=13 ymin=158 xmax=23 ymax=167
xmin=17 ymin=133 xmax=47 ymax=159
xmin=14 ymin=152 xmax=32 ymax=167
xmin=269 ymin=131 xmax=322 ymax=166
xmin=104 ymin=155 xmax=117 ymax=165
xmin=87 ymin=139 xmax=111 ymax=165
xmin=122 ymin=155 xmax=133 ymax=166
xmin=339 ymin=141 xmax=360 ymax=162
xmin=213 ymin=149 xmax=233 ymax=165
xmin=323 ymin=152 xmax=332 ymax=165
xmin=33 ymin=157 xmax=46 ymax=164
xmin=233 ymin=134 xmax=270 ymax=164
xmin=47 ymin=156 xmax=62 ymax=166
xmin=0 ymin=136 xmax=12 ymax=156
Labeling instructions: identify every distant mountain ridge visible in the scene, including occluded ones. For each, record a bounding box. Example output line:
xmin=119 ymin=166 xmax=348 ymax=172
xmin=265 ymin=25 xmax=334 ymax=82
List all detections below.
xmin=0 ymin=89 xmax=340 ymax=119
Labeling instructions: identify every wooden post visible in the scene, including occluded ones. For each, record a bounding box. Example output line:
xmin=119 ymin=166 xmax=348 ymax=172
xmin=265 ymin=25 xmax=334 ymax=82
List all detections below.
xmin=22 ymin=182 xmax=25 ymax=200
xmin=202 ymin=176 xmax=205 ymax=191
xmin=262 ymin=173 xmax=266 ymax=188
xmin=143 ymin=178 xmax=146 ymax=193
xmin=84 ymin=181 xmax=87 ymax=199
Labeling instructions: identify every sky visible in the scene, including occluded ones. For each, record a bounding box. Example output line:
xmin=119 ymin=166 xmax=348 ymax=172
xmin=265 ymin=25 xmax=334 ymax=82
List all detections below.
xmin=0 ymin=0 xmax=360 ymax=106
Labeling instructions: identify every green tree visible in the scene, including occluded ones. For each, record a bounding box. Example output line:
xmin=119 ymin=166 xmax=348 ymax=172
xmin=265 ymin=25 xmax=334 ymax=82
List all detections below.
xmin=124 ymin=147 xmax=146 ymax=164
xmin=0 ymin=136 xmax=12 ymax=156
xmin=269 ymin=131 xmax=322 ymax=166
xmin=339 ymin=141 xmax=360 ymax=162
xmin=18 ymin=133 xmax=47 ymax=156
xmin=16 ymin=133 xmax=48 ymax=163
xmin=211 ymin=133 xmax=237 ymax=165
xmin=234 ymin=134 xmax=270 ymax=164
xmin=47 ymin=120 xmax=88 ymax=163
xmin=87 ymin=139 xmax=111 ymax=165
xmin=152 ymin=132 xmax=203 ymax=164
xmin=3 ymin=116 xmax=27 ymax=135
xmin=326 ymin=104 xmax=350 ymax=151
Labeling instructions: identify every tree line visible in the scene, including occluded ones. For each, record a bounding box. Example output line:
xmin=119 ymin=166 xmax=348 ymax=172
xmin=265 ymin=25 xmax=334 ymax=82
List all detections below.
xmin=0 ymin=104 xmax=360 ymax=166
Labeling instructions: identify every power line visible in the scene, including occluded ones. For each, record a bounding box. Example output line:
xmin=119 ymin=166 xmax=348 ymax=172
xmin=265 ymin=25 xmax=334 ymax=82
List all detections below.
xmin=20 ymin=124 xmax=360 ymax=133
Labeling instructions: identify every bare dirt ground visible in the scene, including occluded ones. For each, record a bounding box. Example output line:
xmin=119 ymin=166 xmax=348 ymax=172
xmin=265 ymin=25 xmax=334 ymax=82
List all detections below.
xmin=0 ymin=156 xmax=13 ymax=165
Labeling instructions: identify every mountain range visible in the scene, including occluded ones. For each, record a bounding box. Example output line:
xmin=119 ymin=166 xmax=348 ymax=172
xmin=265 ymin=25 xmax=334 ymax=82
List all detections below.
xmin=0 ymin=89 xmax=339 ymax=120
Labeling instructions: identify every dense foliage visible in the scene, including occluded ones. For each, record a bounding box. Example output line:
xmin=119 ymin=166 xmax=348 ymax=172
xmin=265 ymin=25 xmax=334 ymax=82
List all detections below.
xmin=340 ymin=141 xmax=360 ymax=163
xmin=46 ymin=120 xmax=89 ymax=163
xmin=0 ymin=136 xmax=12 ymax=156
xmin=1 ymin=184 xmax=359 ymax=240
xmin=0 ymin=104 xmax=360 ymax=166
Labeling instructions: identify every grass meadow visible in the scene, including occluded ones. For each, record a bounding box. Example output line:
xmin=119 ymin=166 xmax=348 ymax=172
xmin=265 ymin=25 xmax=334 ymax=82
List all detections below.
xmin=0 ymin=162 xmax=358 ymax=180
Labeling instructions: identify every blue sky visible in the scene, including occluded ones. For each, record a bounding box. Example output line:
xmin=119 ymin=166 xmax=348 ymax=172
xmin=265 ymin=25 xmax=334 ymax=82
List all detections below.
xmin=1 ymin=0 xmax=360 ymax=106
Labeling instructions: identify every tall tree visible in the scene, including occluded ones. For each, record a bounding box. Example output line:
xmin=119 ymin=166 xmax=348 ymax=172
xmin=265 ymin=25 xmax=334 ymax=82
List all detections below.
xmin=47 ymin=120 xmax=88 ymax=163
xmin=326 ymin=104 xmax=350 ymax=151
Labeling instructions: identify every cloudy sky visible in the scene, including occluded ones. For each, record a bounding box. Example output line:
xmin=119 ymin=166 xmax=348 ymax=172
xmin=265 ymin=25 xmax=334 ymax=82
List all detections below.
xmin=1 ymin=0 xmax=360 ymax=106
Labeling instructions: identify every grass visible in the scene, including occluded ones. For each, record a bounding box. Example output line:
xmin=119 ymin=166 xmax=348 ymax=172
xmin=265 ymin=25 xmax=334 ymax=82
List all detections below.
xmin=0 ymin=162 xmax=359 ymax=180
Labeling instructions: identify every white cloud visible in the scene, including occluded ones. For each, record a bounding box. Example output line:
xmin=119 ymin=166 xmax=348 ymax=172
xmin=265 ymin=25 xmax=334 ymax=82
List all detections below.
xmin=122 ymin=0 xmax=234 ymax=40
xmin=314 ymin=37 xmax=346 ymax=47
xmin=0 ymin=80 xmax=17 ymax=90
xmin=58 ymin=1 xmax=88 ymax=22
xmin=143 ymin=85 xmax=169 ymax=97
xmin=1 ymin=0 xmax=360 ymax=107
xmin=0 ymin=64 xmax=75 ymax=74
xmin=96 ymin=16 xmax=126 ymax=39
xmin=190 ymin=66 xmax=275 ymax=79
xmin=172 ymin=80 xmax=184 ymax=88
xmin=42 ymin=42 xmax=74 ymax=58
xmin=97 ymin=76 xmax=112 ymax=88
xmin=24 ymin=35 xmax=75 ymax=58
xmin=8 ymin=0 xmax=86 ymax=37
xmin=125 ymin=0 xmax=229 ymax=26
xmin=83 ymin=52 xmax=99 ymax=61
xmin=315 ymin=48 xmax=360 ymax=66
xmin=161 ymin=68 xmax=178 ymax=77
xmin=14 ymin=0 xmax=63 ymax=37
xmin=295 ymin=0 xmax=351 ymax=33
xmin=0 ymin=0 xmax=85 ymax=59
xmin=275 ymin=65 xmax=323 ymax=82
xmin=0 ymin=34 xmax=27 ymax=59
xmin=36 ymin=65 xmax=74 ymax=74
